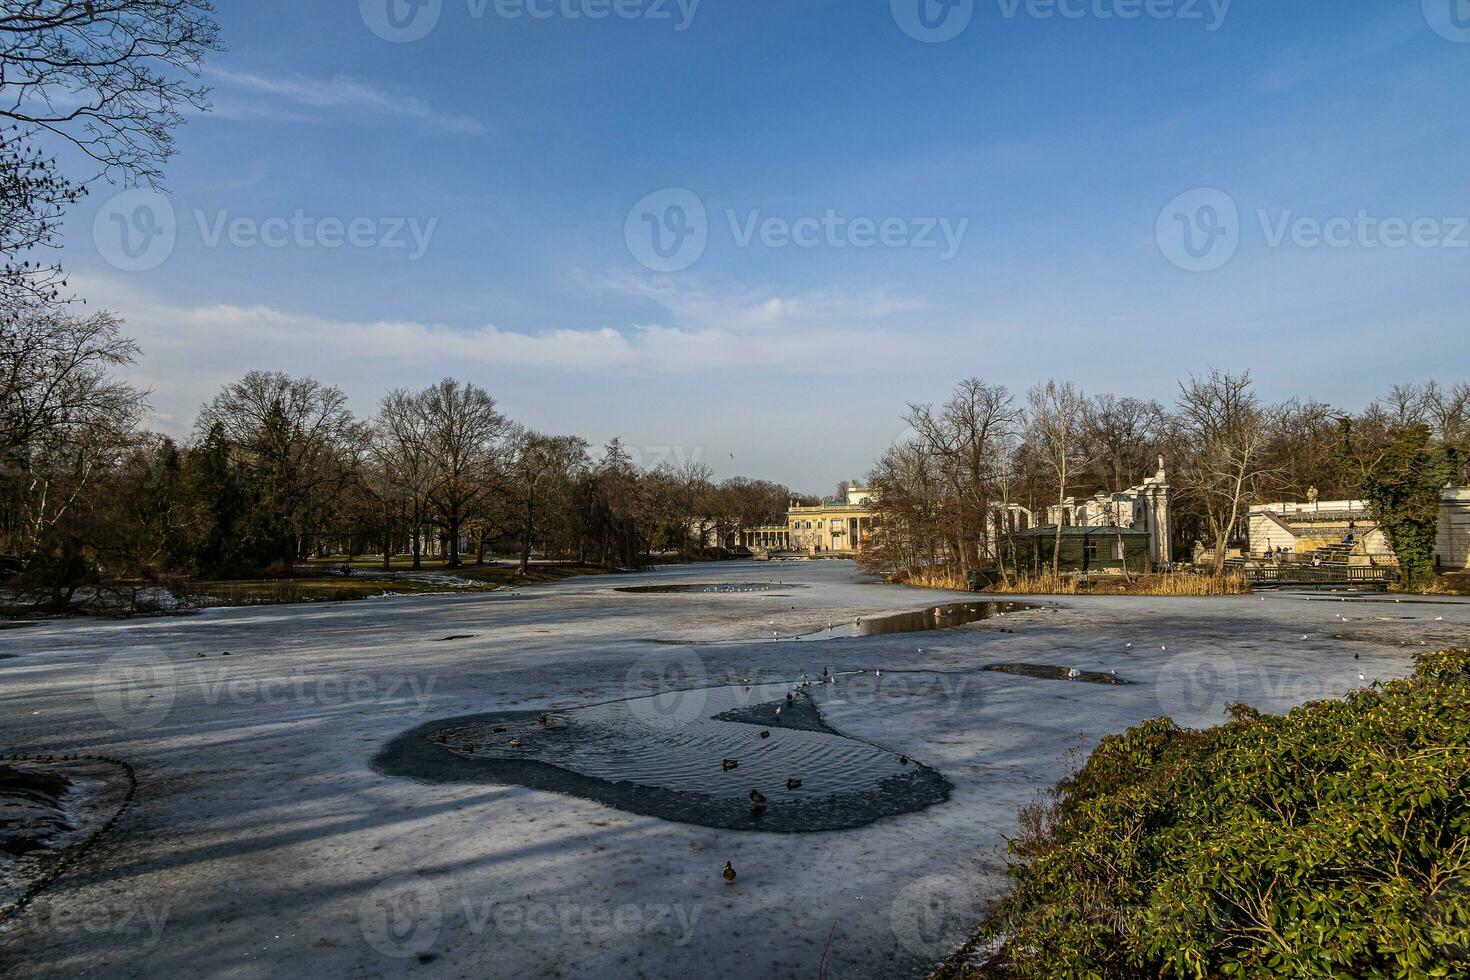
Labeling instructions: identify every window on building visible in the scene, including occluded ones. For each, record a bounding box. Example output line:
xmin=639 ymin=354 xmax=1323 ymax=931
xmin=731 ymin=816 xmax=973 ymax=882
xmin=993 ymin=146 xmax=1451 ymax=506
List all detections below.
xmin=1084 ymin=540 xmax=1098 ymax=563
xmin=1114 ymin=540 xmax=1125 ymax=561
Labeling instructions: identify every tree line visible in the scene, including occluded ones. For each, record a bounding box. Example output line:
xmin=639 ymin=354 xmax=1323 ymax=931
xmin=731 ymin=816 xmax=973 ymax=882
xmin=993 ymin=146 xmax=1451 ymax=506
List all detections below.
xmin=0 ymin=328 xmax=796 ymax=606
xmin=864 ymin=374 xmax=1467 ymax=588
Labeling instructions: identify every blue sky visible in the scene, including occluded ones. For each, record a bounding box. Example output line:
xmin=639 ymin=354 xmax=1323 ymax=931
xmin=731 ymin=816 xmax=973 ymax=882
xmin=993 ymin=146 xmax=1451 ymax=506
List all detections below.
xmin=58 ymin=0 xmax=1470 ymax=492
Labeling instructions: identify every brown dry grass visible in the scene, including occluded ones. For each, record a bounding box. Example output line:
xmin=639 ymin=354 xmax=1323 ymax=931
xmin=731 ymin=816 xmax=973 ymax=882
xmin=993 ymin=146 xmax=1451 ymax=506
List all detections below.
xmin=1415 ymin=573 xmax=1470 ymax=596
xmin=990 ymin=571 xmax=1251 ymax=596
xmin=885 ymin=567 xmax=973 ymax=591
xmin=885 ymin=567 xmax=1250 ymax=596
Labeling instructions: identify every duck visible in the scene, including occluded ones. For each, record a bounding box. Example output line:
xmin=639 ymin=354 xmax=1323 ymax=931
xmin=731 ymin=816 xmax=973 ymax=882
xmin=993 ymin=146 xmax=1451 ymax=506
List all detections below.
xmin=509 ymin=738 xmax=523 ymax=748
xmin=538 ymin=713 xmax=549 ymax=726
xmin=722 ymin=758 xmax=739 ymax=772
xmin=785 ymin=693 xmax=795 ymax=704
xmin=434 ymin=733 xmax=448 ymax=745
xmin=723 ymin=861 xmax=737 ymax=884
xmin=760 ymin=731 xmax=771 ymax=739
xmin=786 ymin=778 xmax=802 ymax=790
xmin=749 ymin=789 xmax=768 ymax=806
xmin=462 ymin=743 xmax=476 ymax=753
xmin=899 ymin=755 xmax=910 ymax=765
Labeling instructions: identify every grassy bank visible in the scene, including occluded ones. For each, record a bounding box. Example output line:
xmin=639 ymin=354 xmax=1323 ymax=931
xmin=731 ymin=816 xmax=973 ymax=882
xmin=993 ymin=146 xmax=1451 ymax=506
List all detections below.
xmin=886 ymin=567 xmax=1252 ymax=596
xmin=1 ymin=561 xmax=615 ymax=616
xmin=990 ymin=571 xmax=1251 ymax=596
xmin=934 ymin=648 xmax=1470 ymax=979
xmin=193 ymin=561 xmax=611 ymax=606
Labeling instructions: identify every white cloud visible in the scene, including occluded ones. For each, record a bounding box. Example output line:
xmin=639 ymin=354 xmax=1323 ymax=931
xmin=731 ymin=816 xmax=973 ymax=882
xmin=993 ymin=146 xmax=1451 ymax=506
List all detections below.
xmin=73 ymin=274 xmax=918 ymax=436
xmin=208 ymin=68 xmax=487 ymax=136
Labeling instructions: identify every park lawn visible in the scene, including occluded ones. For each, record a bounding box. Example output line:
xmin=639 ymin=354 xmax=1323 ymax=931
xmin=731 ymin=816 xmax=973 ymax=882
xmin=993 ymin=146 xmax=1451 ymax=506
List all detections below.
xmin=187 ymin=576 xmax=475 ymax=606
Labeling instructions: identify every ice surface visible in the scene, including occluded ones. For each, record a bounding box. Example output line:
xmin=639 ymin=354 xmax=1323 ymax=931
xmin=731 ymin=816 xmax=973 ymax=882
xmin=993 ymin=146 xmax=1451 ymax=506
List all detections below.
xmin=0 ymin=560 xmax=1464 ymax=979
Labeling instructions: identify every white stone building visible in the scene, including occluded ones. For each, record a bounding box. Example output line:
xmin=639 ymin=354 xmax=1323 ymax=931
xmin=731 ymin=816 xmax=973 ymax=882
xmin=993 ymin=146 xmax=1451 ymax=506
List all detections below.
xmin=1045 ymin=459 xmax=1174 ymax=567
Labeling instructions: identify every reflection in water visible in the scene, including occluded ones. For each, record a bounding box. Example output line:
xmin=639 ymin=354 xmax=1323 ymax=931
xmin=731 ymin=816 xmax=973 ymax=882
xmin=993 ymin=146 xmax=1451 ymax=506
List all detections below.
xmin=793 ymin=602 xmax=1033 ymax=639
xmin=617 ymin=583 xmax=799 ymax=594
xmin=984 ymin=663 xmax=1130 ymax=685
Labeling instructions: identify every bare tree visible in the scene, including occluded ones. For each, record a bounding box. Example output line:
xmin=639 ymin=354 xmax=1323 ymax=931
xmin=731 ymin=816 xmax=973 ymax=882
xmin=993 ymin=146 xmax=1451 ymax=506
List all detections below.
xmin=419 ymin=379 xmax=508 ymax=568
xmin=0 ymin=306 xmax=140 ymax=458
xmin=1085 ymin=394 xmax=1165 ymax=491
xmin=506 ymin=427 xmax=587 ymax=575
xmin=0 ymin=1 xmax=220 ymax=305
xmin=196 ymin=371 xmax=363 ymax=565
xmin=371 ymin=389 xmax=437 ymax=570
xmin=904 ymin=377 xmax=1018 ymax=573
xmin=1 ymin=0 xmax=220 ymax=182
xmin=864 ymin=440 xmax=946 ymax=578
xmin=1173 ymin=370 xmax=1276 ymax=576
xmin=1025 ymin=381 xmax=1091 ymax=576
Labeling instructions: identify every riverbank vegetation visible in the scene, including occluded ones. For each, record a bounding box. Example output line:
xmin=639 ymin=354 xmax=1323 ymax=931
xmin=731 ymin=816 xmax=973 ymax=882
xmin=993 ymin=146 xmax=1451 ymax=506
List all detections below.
xmin=935 ymin=648 xmax=1470 ymax=979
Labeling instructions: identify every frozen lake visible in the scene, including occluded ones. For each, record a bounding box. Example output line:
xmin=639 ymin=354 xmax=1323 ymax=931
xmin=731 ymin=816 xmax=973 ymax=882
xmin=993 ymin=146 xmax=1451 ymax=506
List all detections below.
xmin=2 ymin=560 xmax=1466 ymax=979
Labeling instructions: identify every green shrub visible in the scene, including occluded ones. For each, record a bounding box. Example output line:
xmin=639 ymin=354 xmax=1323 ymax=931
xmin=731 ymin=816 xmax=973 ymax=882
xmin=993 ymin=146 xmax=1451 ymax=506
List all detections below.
xmin=979 ymin=651 xmax=1470 ymax=978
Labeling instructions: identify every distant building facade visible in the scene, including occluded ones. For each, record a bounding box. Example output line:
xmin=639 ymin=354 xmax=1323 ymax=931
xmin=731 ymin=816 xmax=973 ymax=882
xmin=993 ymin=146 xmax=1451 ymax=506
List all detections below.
xmin=1249 ymin=487 xmax=1470 ymax=571
xmin=1043 ymin=459 xmax=1174 ymax=567
xmin=736 ymin=485 xmax=879 ymax=557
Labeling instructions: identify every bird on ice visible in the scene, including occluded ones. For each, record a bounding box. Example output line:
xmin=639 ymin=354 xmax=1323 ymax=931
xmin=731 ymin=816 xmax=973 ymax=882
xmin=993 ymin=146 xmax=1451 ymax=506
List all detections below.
xmin=723 ymin=862 xmax=736 ymax=884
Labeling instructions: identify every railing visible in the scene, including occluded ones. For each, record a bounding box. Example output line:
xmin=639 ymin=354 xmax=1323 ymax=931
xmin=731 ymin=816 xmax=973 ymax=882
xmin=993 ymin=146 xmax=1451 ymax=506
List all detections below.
xmin=1242 ymin=565 xmax=1398 ymax=587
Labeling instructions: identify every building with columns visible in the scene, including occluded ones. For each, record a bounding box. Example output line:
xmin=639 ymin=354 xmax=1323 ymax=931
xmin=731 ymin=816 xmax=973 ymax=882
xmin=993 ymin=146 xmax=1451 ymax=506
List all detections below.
xmin=1043 ymin=459 xmax=1174 ymax=567
xmin=735 ymin=485 xmax=879 ymax=557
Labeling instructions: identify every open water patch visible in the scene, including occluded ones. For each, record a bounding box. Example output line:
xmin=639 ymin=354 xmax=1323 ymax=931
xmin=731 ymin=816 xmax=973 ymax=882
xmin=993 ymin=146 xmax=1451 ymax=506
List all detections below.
xmin=789 ymin=602 xmax=1034 ymax=640
xmin=983 ymin=663 xmax=1130 ymax=685
xmin=374 ymin=686 xmax=948 ymax=833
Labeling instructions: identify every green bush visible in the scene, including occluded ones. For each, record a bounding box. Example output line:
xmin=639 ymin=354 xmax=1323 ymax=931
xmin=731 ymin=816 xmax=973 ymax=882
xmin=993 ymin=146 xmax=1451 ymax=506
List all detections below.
xmin=979 ymin=650 xmax=1470 ymax=978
